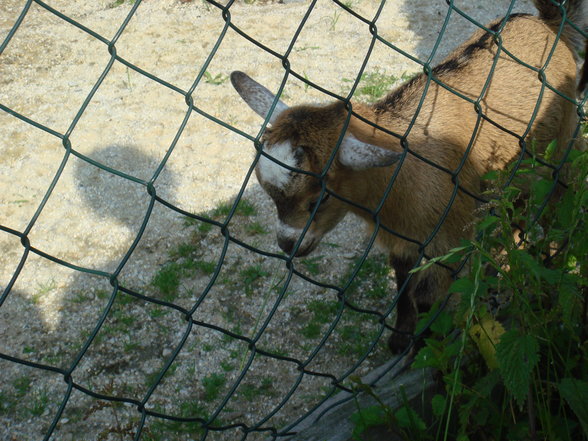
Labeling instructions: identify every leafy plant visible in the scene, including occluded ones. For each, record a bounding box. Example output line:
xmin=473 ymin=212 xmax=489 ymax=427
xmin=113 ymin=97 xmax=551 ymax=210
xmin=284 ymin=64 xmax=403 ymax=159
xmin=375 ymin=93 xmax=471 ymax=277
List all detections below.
xmin=412 ymin=144 xmax=587 ymax=440
xmin=350 ymin=141 xmax=588 ymax=440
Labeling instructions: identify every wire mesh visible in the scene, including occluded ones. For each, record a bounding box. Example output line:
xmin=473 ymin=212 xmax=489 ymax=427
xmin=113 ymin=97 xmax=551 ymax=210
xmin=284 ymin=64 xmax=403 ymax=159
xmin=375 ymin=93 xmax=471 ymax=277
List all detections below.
xmin=0 ymin=0 xmax=586 ymax=440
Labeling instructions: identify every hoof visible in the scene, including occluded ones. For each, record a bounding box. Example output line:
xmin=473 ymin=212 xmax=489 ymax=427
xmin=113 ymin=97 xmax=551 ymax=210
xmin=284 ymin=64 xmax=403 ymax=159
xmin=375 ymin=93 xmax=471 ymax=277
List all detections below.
xmin=387 ymin=332 xmax=413 ymax=354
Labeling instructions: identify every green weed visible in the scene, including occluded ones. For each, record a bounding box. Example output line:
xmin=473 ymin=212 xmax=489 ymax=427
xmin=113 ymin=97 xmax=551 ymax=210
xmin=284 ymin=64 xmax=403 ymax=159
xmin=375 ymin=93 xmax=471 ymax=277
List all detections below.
xmin=210 ymin=198 xmax=257 ymax=218
xmin=124 ymin=342 xmax=139 ymax=352
xmin=245 ymin=221 xmax=268 ymax=236
xmin=107 ymin=0 xmax=135 ymax=8
xmin=70 ymin=291 xmax=93 ymax=303
xmin=294 ymin=45 xmax=320 ymax=52
xmin=202 ymin=373 xmax=226 ymax=402
xmin=203 ymin=71 xmax=228 ymax=85
xmin=144 ymin=402 xmax=206 ymax=439
xmin=151 ymin=257 xmax=216 ymax=300
xmin=301 ymin=256 xmax=322 ymax=276
xmin=198 ymin=222 xmax=214 ymax=233
xmin=321 ymin=9 xmax=342 ymax=31
xmin=344 ymin=254 xmax=392 ymax=304
xmin=220 ymin=361 xmax=234 ymax=372
xmin=185 ymin=258 xmax=216 ymax=275
xmin=301 ymin=322 xmax=322 ymax=339
xmin=238 ymin=378 xmax=275 ymax=400
xmin=301 ymin=299 xmax=339 ymax=339
xmin=343 ymin=70 xmax=414 ymax=103
xmin=240 ymin=264 xmax=270 ymax=295
xmin=149 ymin=307 xmax=167 ymax=319
xmin=0 ymin=392 xmax=15 ymax=415
xmin=29 ymin=390 xmax=49 ymax=417
xmin=13 ymin=376 xmax=31 ymax=397
xmin=152 ymin=264 xmax=182 ymax=301
xmin=32 ymin=279 xmax=57 ymax=304
xmin=170 ymin=243 xmax=198 ymax=259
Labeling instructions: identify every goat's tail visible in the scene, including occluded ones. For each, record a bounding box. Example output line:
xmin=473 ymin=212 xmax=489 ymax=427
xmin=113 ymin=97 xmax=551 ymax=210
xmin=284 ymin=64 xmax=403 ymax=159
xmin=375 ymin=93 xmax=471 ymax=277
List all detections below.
xmin=534 ymin=0 xmax=587 ymax=91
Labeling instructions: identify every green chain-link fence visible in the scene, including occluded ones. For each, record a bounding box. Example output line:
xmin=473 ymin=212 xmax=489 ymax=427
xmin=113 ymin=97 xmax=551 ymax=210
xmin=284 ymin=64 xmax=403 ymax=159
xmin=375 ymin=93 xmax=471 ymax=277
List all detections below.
xmin=1 ymin=0 xmax=586 ymax=439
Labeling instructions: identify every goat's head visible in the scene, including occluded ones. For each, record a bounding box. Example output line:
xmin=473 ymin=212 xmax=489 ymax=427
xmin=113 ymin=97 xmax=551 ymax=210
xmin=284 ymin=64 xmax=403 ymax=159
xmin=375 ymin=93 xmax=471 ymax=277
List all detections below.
xmin=230 ymin=71 xmax=401 ymax=256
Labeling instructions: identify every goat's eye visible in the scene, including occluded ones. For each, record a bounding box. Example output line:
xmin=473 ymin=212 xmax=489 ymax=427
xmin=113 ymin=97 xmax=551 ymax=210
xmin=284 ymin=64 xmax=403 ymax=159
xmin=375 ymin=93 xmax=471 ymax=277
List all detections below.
xmin=308 ymin=192 xmax=330 ymax=213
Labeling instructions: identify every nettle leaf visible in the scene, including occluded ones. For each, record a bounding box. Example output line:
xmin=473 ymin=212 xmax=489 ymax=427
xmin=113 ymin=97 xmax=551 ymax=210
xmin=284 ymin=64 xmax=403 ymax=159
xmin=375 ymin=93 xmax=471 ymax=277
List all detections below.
xmin=448 ymin=278 xmax=475 ymax=295
xmin=476 ymin=215 xmax=499 ymax=233
xmin=559 ymin=378 xmax=588 ymax=436
xmin=556 ymin=190 xmax=575 ymax=228
xmin=531 ymin=178 xmax=554 ymax=206
xmin=394 ymin=405 xmax=427 ymax=432
xmin=559 ymin=274 xmax=581 ymax=327
xmin=350 ymin=405 xmax=387 ymax=440
xmin=474 ymin=370 xmax=501 ymax=398
xmin=412 ymin=344 xmax=439 ymax=370
xmin=431 ymin=394 xmax=446 ymax=418
xmin=496 ymin=330 xmax=540 ymax=408
xmin=510 ymin=249 xmax=542 ymax=280
xmin=510 ymin=249 xmax=562 ymax=286
xmin=430 ymin=309 xmax=453 ymax=336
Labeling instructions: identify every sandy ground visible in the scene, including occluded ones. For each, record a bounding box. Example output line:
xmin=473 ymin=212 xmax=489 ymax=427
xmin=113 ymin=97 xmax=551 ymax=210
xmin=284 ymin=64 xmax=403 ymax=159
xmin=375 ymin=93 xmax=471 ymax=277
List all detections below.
xmin=0 ymin=0 xmax=537 ymax=440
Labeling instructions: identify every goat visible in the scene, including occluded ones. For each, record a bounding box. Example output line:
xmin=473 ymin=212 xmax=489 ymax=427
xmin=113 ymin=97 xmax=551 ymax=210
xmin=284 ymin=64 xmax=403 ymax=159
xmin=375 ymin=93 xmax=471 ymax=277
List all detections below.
xmin=230 ymin=0 xmax=586 ymax=352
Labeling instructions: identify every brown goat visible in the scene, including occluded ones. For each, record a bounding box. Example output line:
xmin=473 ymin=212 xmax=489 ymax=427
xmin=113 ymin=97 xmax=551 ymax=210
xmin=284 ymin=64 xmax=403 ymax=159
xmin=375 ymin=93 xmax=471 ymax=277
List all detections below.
xmin=230 ymin=0 xmax=586 ymax=352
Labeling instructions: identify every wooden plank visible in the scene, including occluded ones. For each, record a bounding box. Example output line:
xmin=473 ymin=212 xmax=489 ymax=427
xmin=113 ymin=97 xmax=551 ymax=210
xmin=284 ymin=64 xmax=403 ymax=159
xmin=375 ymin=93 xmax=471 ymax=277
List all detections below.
xmin=278 ymin=356 xmax=435 ymax=441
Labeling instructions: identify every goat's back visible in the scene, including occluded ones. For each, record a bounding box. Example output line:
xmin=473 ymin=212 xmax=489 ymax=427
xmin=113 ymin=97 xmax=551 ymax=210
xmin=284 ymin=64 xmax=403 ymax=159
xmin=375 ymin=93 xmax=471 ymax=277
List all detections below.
xmin=372 ymin=14 xmax=578 ymax=177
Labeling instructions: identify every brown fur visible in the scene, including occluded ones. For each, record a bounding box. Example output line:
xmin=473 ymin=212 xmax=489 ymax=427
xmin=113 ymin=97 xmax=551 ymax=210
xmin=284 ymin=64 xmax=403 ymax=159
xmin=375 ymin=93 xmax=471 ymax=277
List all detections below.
xmin=232 ymin=3 xmax=585 ymax=352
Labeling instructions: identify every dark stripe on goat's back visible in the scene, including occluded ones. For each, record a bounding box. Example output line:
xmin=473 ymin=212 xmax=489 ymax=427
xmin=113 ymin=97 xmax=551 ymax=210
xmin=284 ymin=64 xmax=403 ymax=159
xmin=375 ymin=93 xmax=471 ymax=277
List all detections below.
xmin=373 ymin=13 xmax=532 ymax=112
xmin=373 ymin=73 xmax=423 ymax=112
xmin=433 ymin=58 xmax=462 ymax=76
xmin=435 ymin=13 xmax=532 ymax=76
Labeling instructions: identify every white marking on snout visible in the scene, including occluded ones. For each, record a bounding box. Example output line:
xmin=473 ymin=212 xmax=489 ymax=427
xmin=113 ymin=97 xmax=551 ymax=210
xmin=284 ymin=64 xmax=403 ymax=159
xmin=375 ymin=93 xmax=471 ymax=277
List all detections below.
xmin=277 ymin=221 xmax=320 ymax=255
xmin=257 ymin=141 xmax=297 ymax=189
xmin=277 ymin=221 xmax=305 ymax=241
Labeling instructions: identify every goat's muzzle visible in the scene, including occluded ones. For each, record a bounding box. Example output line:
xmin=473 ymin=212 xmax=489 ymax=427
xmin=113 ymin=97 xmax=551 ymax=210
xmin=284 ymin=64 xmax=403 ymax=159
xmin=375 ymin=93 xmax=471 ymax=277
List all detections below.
xmin=277 ymin=235 xmax=317 ymax=257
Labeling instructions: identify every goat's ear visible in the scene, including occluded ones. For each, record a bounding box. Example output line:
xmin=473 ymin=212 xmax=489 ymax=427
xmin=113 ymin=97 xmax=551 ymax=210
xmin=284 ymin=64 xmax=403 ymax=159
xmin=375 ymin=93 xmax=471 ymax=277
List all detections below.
xmin=339 ymin=135 xmax=402 ymax=170
xmin=230 ymin=71 xmax=288 ymax=124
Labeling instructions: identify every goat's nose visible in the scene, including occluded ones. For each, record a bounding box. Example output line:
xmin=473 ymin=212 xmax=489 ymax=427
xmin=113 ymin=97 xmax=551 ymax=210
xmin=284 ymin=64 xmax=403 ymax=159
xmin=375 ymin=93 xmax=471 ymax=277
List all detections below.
xmin=277 ymin=236 xmax=295 ymax=254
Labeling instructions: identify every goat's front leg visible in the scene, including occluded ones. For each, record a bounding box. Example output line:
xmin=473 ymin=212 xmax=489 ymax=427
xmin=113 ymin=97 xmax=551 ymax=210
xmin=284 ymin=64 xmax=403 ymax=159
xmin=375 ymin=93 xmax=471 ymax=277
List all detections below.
xmin=388 ymin=256 xmax=418 ymax=353
xmin=388 ymin=257 xmax=453 ymax=353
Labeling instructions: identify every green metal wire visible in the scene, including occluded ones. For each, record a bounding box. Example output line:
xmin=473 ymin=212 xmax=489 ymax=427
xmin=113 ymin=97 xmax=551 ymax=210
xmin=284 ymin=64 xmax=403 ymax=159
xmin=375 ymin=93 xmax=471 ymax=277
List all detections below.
xmin=0 ymin=0 xmax=585 ymax=439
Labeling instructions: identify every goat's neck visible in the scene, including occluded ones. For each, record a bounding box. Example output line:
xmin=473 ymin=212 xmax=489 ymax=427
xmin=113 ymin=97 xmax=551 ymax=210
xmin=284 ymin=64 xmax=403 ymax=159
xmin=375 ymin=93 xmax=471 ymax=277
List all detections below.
xmin=348 ymin=102 xmax=406 ymax=153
